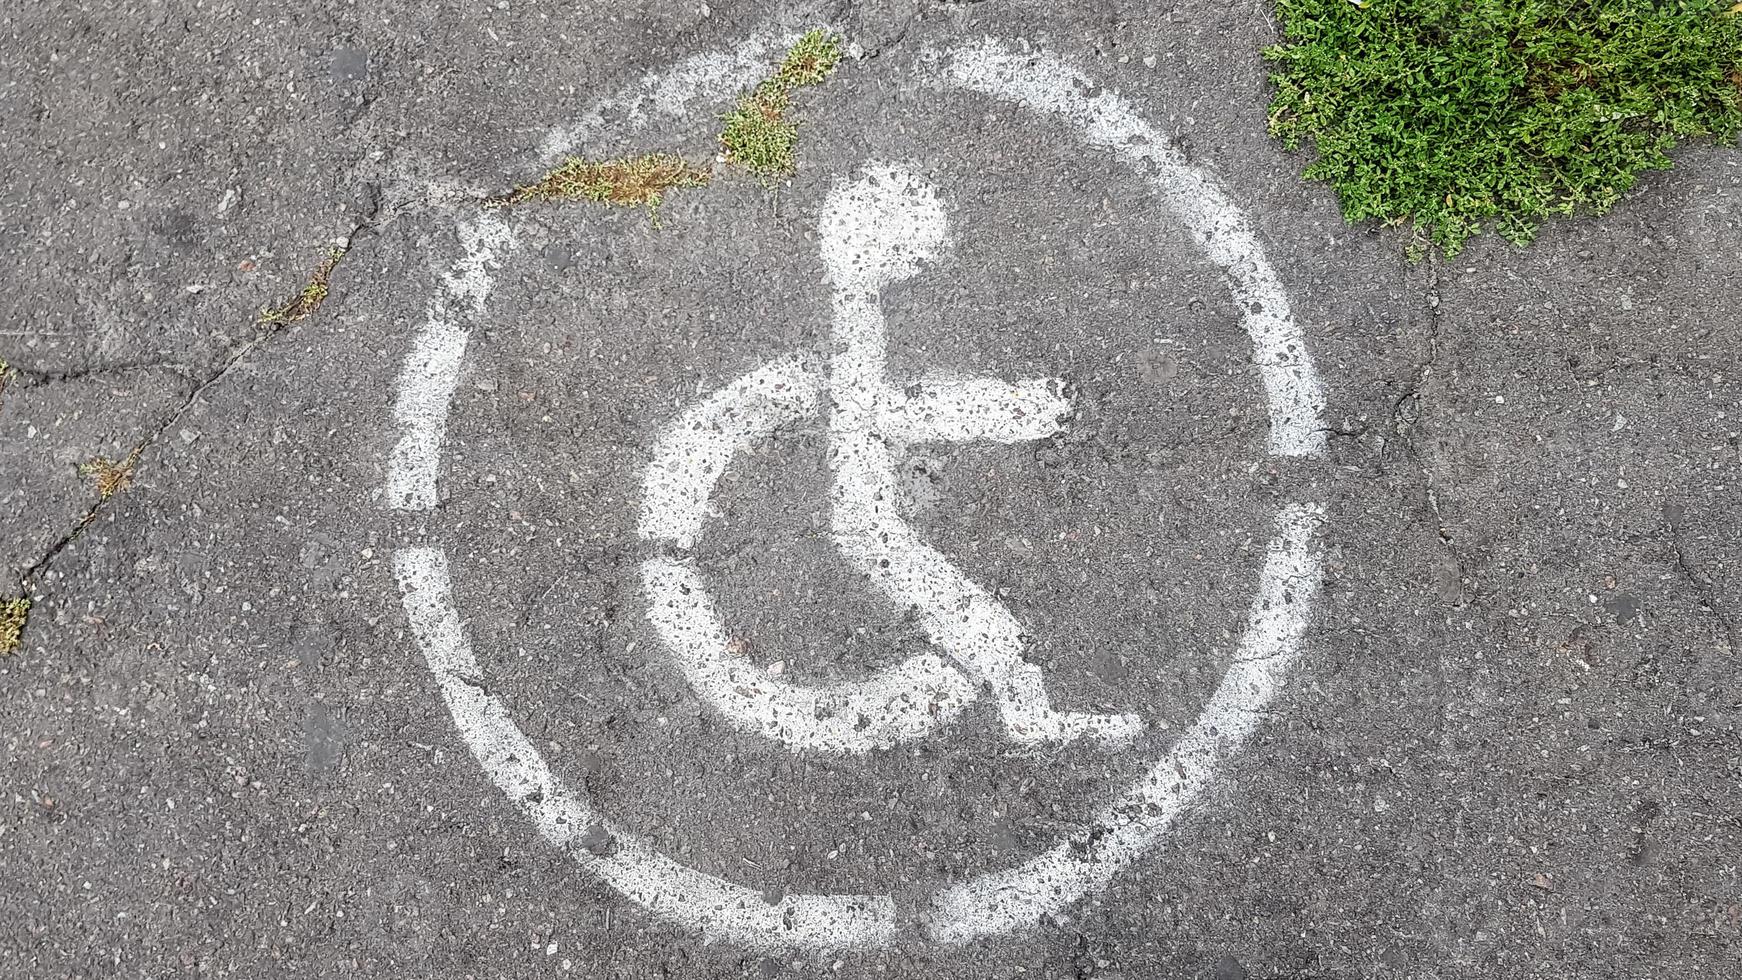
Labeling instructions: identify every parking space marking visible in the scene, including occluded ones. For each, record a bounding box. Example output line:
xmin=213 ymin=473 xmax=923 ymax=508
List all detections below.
xmin=386 ymin=214 xmax=515 ymax=511
xmin=936 ymin=39 xmax=1327 ymax=459
xmin=538 ymin=33 xmax=792 ymax=167
xmin=395 ymin=546 xmax=899 ymax=948
xmin=638 ymin=354 xmax=822 ymax=551
xmin=929 ymin=504 xmax=1322 ymax=941
xmin=637 ymin=164 xmax=1141 ymax=753
xmin=387 ymin=28 xmax=1329 ymax=952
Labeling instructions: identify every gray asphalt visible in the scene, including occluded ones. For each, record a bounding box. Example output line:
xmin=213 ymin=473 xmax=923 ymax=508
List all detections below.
xmin=2 ymin=1 xmax=1738 ymax=978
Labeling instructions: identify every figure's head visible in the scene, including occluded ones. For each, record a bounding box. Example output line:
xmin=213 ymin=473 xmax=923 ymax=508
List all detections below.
xmin=818 ymin=163 xmax=950 ymax=292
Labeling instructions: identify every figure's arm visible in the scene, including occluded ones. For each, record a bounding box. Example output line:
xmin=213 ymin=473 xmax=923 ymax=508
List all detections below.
xmin=880 ymin=374 xmax=1071 ymax=445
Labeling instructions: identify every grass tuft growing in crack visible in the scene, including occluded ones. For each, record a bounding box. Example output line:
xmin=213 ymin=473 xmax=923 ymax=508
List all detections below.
xmin=260 ymin=246 xmax=347 ymax=324
xmin=720 ymin=28 xmax=843 ymax=179
xmin=775 ymin=26 xmax=845 ymax=88
xmin=493 ymin=152 xmax=712 ymax=212
xmin=0 ymin=596 xmax=27 ymax=655
xmin=79 ymin=451 xmax=139 ymax=500
xmin=486 ymin=27 xmax=843 ymax=220
xmin=1266 ymin=0 xmax=1742 ymax=257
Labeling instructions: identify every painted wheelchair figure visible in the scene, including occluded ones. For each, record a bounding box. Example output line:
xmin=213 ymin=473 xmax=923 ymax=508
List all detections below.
xmin=638 ymin=163 xmax=1142 ymax=753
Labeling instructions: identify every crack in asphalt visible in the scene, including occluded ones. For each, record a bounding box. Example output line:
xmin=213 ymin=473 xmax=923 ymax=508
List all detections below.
xmin=1664 ymin=517 xmax=1739 ymax=653
xmin=9 ymin=359 xmax=197 ymax=390
xmin=9 ymin=219 xmax=374 ymax=612
xmin=1390 ymin=254 xmax=1475 ymax=608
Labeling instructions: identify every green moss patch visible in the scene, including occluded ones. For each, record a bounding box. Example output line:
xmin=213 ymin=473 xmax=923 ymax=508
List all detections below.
xmin=1266 ymin=1 xmax=1742 ymax=256
xmin=489 ymin=29 xmax=843 ymax=217
xmin=774 ymin=27 xmax=845 ymax=88
xmin=720 ymin=29 xmax=843 ymax=179
xmin=494 ymin=152 xmax=712 ymax=211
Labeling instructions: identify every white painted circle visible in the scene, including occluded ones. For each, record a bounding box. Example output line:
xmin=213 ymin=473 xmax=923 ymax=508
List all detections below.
xmin=384 ymin=30 xmax=1327 ymax=951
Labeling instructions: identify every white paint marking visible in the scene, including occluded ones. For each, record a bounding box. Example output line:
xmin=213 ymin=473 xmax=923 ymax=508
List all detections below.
xmin=395 ymin=546 xmax=897 ymax=951
xmin=642 ymin=556 xmax=977 ymax=751
xmin=881 ymin=374 xmax=1072 ymax=446
xmin=636 ymin=353 xmax=981 ymax=754
xmin=819 ymin=166 xmax=1142 ymax=750
xmin=536 ymin=5 xmax=835 ymax=165
xmin=393 ymin=32 xmax=1330 ymax=951
xmin=538 ymin=39 xmax=783 ymax=164
xmin=637 ymin=354 xmax=821 ymax=551
xmin=385 ymin=214 xmax=515 ymax=510
xmin=635 ymin=166 xmax=1142 ymax=752
xmin=934 ymin=40 xmax=1327 ymax=457
xmin=388 ymin=10 xmax=839 ymax=514
xmin=927 ymin=503 xmax=1324 ymax=941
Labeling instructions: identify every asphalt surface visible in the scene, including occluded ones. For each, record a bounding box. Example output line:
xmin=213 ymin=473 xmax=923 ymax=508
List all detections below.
xmin=2 ymin=1 xmax=1739 ymax=978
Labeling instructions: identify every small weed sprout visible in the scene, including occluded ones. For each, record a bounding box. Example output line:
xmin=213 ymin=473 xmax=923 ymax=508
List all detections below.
xmin=260 ymin=247 xmax=347 ymax=324
xmin=80 ymin=451 xmax=139 ymax=500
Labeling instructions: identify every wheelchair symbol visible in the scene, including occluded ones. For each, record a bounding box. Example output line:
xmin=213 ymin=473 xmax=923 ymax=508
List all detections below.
xmin=638 ymin=163 xmax=1142 ymax=753
xmin=389 ymin=34 xmax=1328 ymax=952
